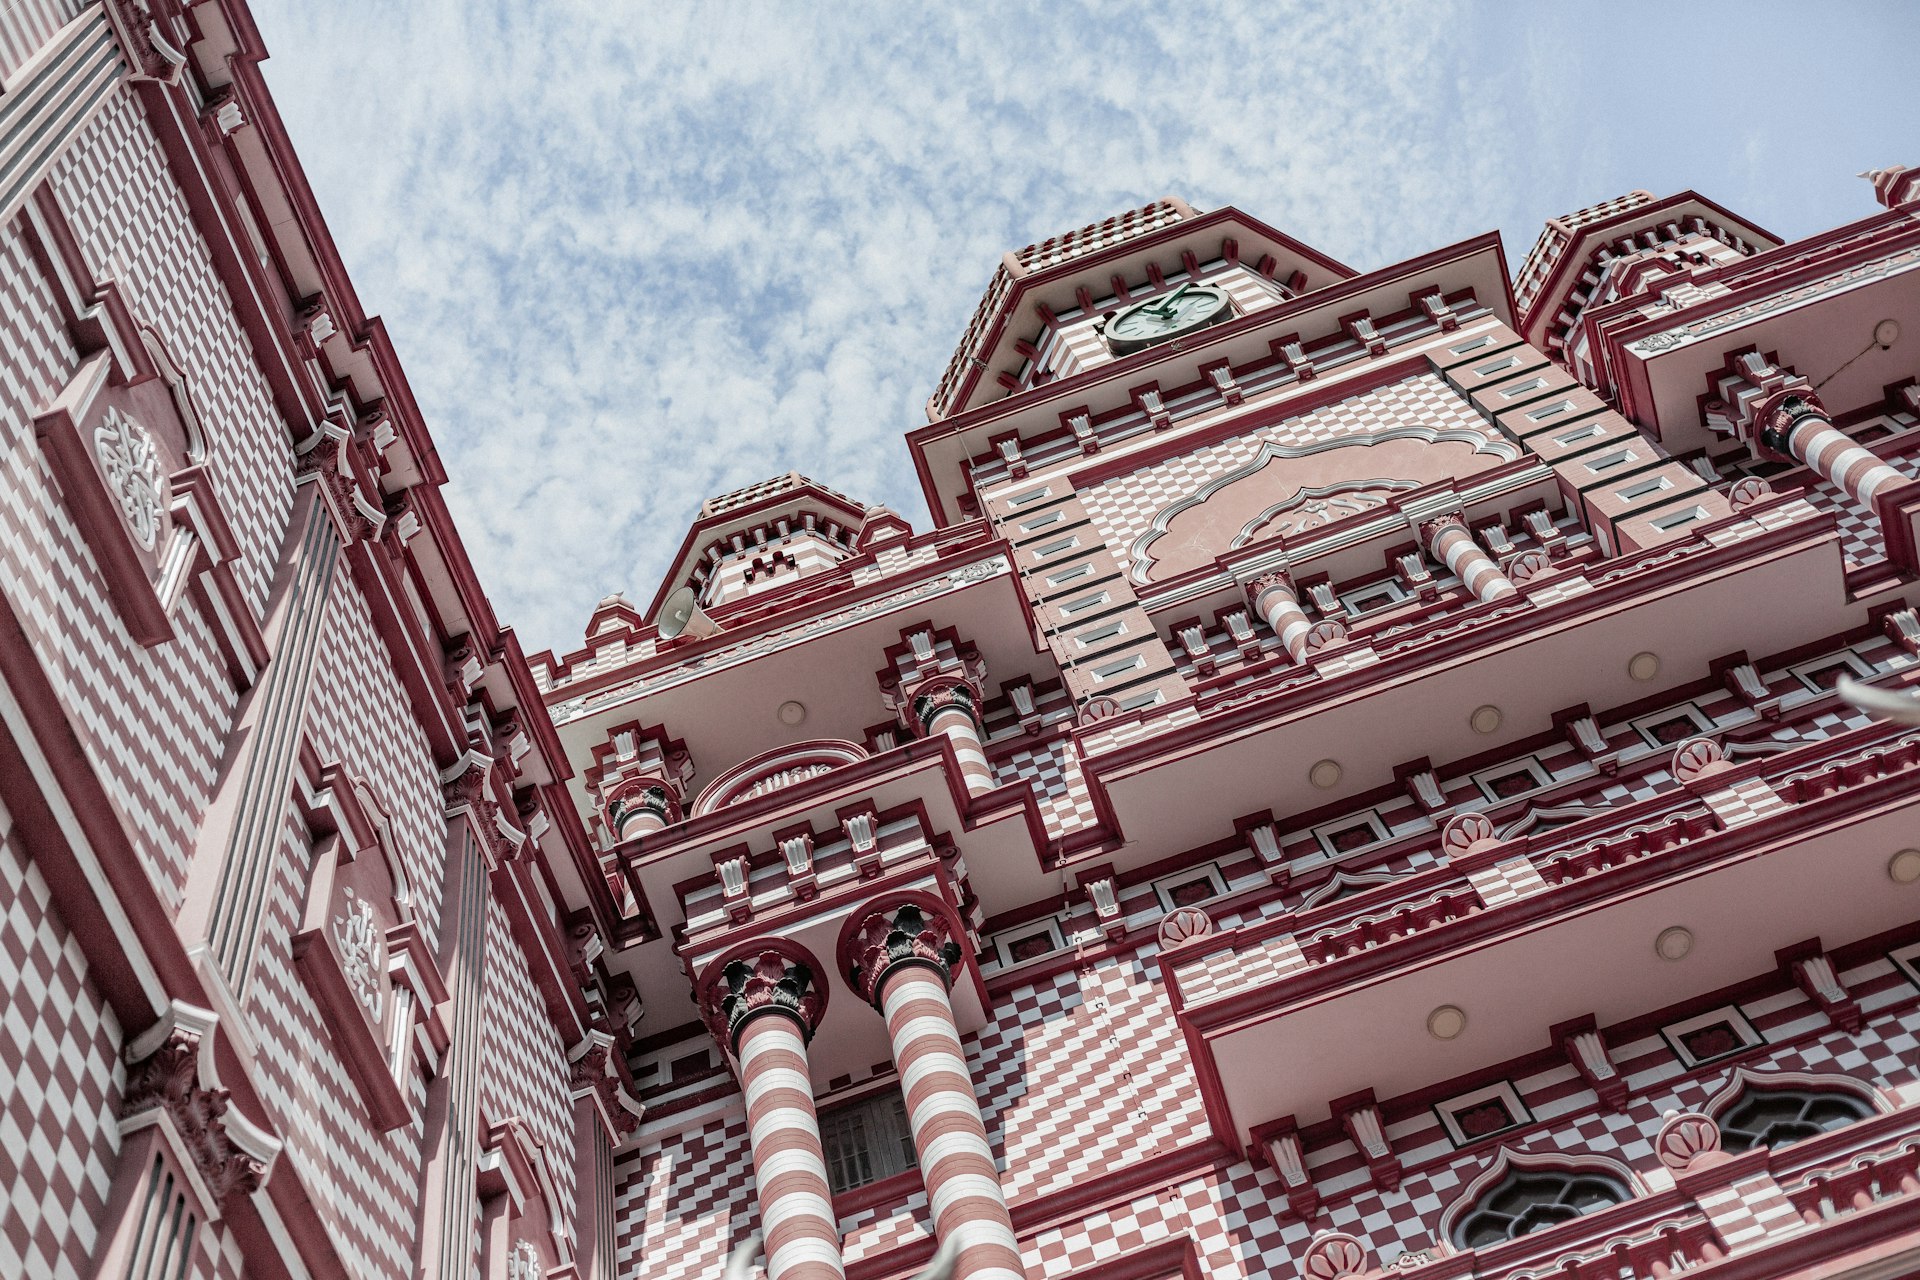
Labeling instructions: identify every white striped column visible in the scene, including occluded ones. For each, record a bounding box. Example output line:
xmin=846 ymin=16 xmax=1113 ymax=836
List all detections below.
xmin=913 ymin=681 xmax=995 ymax=795
xmin=702 ymin=949 xmax=843 ymax=1280
xmin=1422 ymin=517 xmax=1515 ymax=602
xmin=846 ymin=904 xmax=1021 ymax=1280
xmin=1248 ymin=574 xmax=1313 ymax=663
xmin=1765 ymin=395 xmax=1905 ymax=511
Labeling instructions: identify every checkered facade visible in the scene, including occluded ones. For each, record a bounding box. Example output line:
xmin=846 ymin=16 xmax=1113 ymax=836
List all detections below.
xmin=245 ymin=796 xmax=427 ymax=1279
xmin=1781 ymin=448 xmax=1920 ymax=569
xmin=478 ymin=896 xmax=581 ymax=1236
xmin=614 ymin=942 xmax=1920 ymax=1280
xmin=1464 ymin=856 xmax=1547 ymax=907
xmin=1027 ymin=964 xmax=1920 ymax=1277
xmin=992 ymin=736 xmax=1100 ymax=838
xmin=305 ymin=576 xmax=455 ymax=942
xmin=222 ymin=572 xmax=477 ymax=1276
xmin=8 ymin=17 xmax=1920 ymax=1280
xmin=1079 ymin=373 xmax=1499 ymax=577
xmin=1 ymin=66 xmax=592 ymax=1280
xmin=0 ymin=207 xmax=235 ymax=913
xmin=614 ymin=1118 xmax=757 ymax=1280
xmin=0 ymin=797 xmax=124 ymax=1280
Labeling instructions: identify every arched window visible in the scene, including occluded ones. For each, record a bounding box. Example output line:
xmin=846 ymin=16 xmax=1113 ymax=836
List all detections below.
xmin=1717 ymin=1086 xmax=1874 ymax=1153
xmin=1449 ymin=1167 xmax=1632 ymax=1249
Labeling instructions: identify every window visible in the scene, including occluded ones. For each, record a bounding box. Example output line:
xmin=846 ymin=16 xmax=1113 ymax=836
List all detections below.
xmin=1449 ymin=1168 xmax=1630 ymax=1249
xmin=990 ymin=918 xmax=1066 ymax=967
xmin=1650 ymin=505 xmax=1707 ymax=532
xmin=1659 ymin=1005 xmax=1763 ymax=1068
xmin=1339 ymin=579 xmax=1407 ymax=617
xmin=1435 ymin=1080 xmax=1533 ymax=1147
xmin=1473 ymin=756 xmax=1553 ymax=803
xmin=1717 ymin=1086 xmax=1874 ymax=1153
xmin=1311 ymin=810 xmax=1390 ymax=857
xmin=1151 ymin=862 xmax=1229 ymax=911
xmin=819 ymin=1090 xmax=917 ymax=1194
xmin=1630 ymin=702 xmax=1714 ymax=748
xmin=1788 ymin=650 xmax=1873 ymax=693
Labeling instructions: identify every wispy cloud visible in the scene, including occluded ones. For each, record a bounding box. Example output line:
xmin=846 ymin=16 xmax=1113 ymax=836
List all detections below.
xmin=249 ymin=0 xmax=1916 ymax=655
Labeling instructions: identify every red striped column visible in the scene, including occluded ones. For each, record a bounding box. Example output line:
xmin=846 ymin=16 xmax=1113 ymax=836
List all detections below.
xmin=1421 ymin=517 xmax=1515 ymax=602
xmin=845 ymin=903 xmax=1021 ymax=1280
xmin=1763 ymin=394 xmax=1905 ymax=511
xmin=1247 ymin=573 xmax=1313 ymax=663
xmin=911 ymin=679 xmax=995 ymax=795
xmin=601 ymin=778 xmax=681 ymax=908
xmin=700 ymin=947 xmax=842 ymax=1280
xmin=593 ymin=729 xmax=693 ymax=910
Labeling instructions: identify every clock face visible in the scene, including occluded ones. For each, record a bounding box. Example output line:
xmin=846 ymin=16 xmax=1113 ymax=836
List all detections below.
xmin=1104 ymin=284 xmax=1231 ymax=353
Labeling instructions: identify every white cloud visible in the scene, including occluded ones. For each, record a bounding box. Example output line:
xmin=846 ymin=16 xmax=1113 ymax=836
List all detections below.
xmin=248 ymin=0 xmax=1915 ymax=655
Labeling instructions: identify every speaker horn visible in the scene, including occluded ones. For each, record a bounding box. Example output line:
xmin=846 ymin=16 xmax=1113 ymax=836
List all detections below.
xmin=658 ymin=585 xmax=720 ymax=641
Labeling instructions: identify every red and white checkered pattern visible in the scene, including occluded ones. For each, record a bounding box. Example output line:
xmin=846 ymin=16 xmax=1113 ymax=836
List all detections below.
xmin=1171 ymin=931 xmax=1308 ymax=1007
xmin=1693 ymin=1172 xmax=1800 ymax=1250
xmin=993 ymin=738 xmax=1099 ymax=838
xmin=1311 ymin=645 xmax=1381 ymax=677
xmin=840 ymin=1188 xmax=933 ymax=1262
xmin=236 ymin=572 xmax=520 ymax=1279
xmin=0 ymin=212 xmax=237 ymax=912
xmin=1519 ymin=573 xmax=1593 ymax=606
xmin=244 ymin=803 xmax=427 ymax=1278
xmin=1754 ymin=446 xmax=1919 ymax=570
xmin=1080 ymin=374 xmax=1497 ymax=575
xmin=52 ymin=91 xmax=297 ymax=613
xmin=851 ymin=543 xmax=940 ymax=586
xmin=614 ymin=939 xmax=1920 ymax=1280
xmin=0 ymin=0 xmax=84 ymax=82
xmin=1465 ymin=856 xmax=1547 ymax=908
xmin=1033 ymin=966 xmax=1920 ymax=1276
xmin=478 ymin=896 xmax=581 ymax=1241
xmin=980 ymin=950 xmax=1210 ymax=1205
xmin=614 ymin=1118 xmax=757 ymax=1280
xmin=0 ymin=797 xmax=125 ymax=1280
xmin=1699 ymin=777 xmax=1789 ymax=828
xmin=305 ymin=582 xmax=456 ymax=941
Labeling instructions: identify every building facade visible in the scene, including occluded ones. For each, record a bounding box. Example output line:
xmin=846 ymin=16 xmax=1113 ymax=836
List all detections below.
xmin=3 ymin=4 xmax=1920 ymax=1280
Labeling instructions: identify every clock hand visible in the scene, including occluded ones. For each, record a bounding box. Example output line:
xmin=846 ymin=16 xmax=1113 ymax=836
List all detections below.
xmin=1150 ymin=283 xmax=1192 ymax=317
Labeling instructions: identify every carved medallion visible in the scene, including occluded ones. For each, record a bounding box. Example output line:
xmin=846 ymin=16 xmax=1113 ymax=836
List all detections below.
xmin=333 ymin=886 xmax=387 ymax=1022
xmin=93 ymin=406 xmax=166 ymax=550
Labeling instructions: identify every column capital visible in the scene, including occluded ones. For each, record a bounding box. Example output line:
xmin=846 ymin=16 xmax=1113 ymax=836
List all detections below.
xmin=1415 ymin=511 xmax=1471 ymax=548
xmin=602 ymin=776 xmax=683 ymax=836
xmin=839 ymin=898 xmax=965 ymax=1006
xmin=905 ymin=676 xmax=982 ymax=734
xmin=1242 ymin=570 xmax=1295 ymax=607
xmin=697 ymin=942 xmax=830 ymax=1053
xmin=878 ymin=626 xmax=987 ymax=732
xmin=122 ymin=1027 xmax=266 ymax=1209
xmin=1755 ymin=389 xmax=1830 ymax=455
xmin=588 ymin=721 xmax=694 ymax=841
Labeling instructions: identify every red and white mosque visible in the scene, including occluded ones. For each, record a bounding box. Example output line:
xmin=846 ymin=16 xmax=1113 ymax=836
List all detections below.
xmin=4 ymin=4 xmax=1920 ymax=1280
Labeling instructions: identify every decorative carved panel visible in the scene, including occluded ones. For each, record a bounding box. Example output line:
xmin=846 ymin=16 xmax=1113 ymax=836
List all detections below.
xmin=1130 ymin=430 xmax=1515 ymax=583
xmin=22 ymin=185 xmax=264 ymax=681
xmin=291 ymin=748 xmax=449 ymax=1131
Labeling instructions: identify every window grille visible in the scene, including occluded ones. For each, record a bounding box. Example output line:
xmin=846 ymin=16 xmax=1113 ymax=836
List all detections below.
xmin=819 ymin=1090 xmax=917 ymax=1194
xmin=1450 ymin=1168 xmax=1630 ymax=1249
xmin=1718 ymin=1086 xmax=1873 ymax=1153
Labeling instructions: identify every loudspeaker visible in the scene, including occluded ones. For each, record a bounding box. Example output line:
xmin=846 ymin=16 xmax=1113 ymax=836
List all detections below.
xmin=658 ymin=585 xmax=720 ymax=641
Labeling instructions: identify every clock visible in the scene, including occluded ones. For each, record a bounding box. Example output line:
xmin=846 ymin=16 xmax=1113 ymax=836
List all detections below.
xmin=1102 ymin=283 xmax=1232 ymax=354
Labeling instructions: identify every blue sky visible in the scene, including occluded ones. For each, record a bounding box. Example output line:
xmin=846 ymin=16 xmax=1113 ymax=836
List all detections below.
xmin=250 ymin=1 xmax=1919 ymax=658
